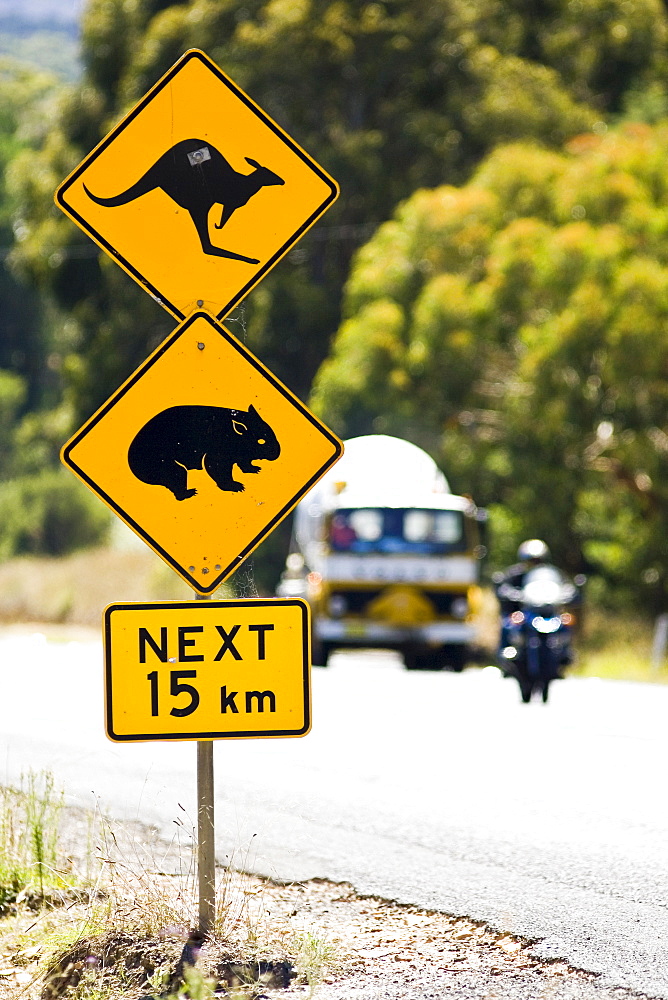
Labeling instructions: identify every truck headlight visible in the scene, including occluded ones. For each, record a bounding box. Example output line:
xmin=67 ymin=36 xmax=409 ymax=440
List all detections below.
xmin=329 ymin=595 xmax=347 ymax=617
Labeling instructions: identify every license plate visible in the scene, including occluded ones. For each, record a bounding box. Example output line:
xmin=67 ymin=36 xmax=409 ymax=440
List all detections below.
xmin=344 ymin=622 xmax=366 ymax=637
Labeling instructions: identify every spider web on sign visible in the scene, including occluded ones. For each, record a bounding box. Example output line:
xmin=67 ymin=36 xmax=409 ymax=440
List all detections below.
xmin=219 ymin=302 xmax=260 ymax=601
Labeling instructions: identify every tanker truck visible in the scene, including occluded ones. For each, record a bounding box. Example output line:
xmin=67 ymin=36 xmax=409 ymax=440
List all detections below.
xmin=276 ymin=435 xmax=487 ymax=670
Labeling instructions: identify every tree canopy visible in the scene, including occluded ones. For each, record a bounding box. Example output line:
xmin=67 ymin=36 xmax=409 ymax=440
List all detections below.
xmin=6 ymin=0 xmax=668 ymax=594
xmin=12 ymin=0 xmax=668 ymax=424
xmin=312 ymin=124 xmax=668 ymax=608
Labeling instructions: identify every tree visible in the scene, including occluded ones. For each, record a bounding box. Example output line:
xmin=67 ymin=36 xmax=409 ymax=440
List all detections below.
xmin=9 ymin=0 xmax=668 ymax=585
xmin=0 ymin=59 xmax=64 ymax=412
xmin=311 ymin=125 xmax=668 ymax=610
xmin=15 ymin=0 xmax=667 ymax=425
xmin=0 ymin=59 xmax=113 ymax=560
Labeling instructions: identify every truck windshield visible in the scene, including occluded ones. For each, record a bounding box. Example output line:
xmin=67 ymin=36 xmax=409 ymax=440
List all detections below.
xmin=328 ymin=508 xmax=467 ymax=555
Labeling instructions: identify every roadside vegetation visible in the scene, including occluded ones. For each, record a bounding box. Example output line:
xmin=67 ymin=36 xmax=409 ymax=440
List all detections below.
xmin=571 ymin=606 xmax=668 ymax=684
xmin=0 ymin=770 xmax=594 ymax=999
xmin=0 ymin=770 xmax=337 ymax=999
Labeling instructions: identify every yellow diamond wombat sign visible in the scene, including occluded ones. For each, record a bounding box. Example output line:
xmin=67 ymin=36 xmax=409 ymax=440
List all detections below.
xmin=55 ymin=48 xmax=339 ymax=321
xmin=61 ymin=312 xmax=343 ymax=594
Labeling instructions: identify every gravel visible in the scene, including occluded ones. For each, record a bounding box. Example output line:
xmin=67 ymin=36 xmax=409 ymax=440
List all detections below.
xmin=0 ymin=802 xmax=656 ymax=1000
xmin=240 ymin=876 xmax=653 ymax=1000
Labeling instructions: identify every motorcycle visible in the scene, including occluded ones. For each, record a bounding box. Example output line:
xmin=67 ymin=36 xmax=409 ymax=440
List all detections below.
xmin=498 ymin=566 xmax=576 ymax=703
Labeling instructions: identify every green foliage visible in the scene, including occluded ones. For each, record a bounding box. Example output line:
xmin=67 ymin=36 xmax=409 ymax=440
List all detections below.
xmin=0 ymin=467 xmax=111 ymax=560
xmin=14 ymin=0 xmax=667 ymax=423
xmin=170 ymin=966 xmax=217 ymax=999
xmin=0 ymin=59 xmax=63 ymax=413
xmin=313 ymin=124 xmax=668 ymax=610
xmin=25 ymin=770 xmax=63 ymax=898
xmin=0 ymin=369 xmax=26 ymax=470
xmin=7 ymin=0 xmax=668 ymax=586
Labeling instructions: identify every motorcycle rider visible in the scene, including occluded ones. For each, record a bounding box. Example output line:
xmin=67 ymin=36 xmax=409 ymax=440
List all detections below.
xmin=494 ymin=539 xmax=577 ymax=667
xmin=495 ymin=539 xmax=552 ymax=612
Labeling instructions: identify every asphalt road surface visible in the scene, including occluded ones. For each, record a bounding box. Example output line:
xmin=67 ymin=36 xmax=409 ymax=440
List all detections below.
xmin=1 ymin=629 xmax=667 ymax=997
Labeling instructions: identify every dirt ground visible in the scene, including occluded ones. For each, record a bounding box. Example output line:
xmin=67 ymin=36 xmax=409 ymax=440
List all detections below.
xmin=0 ymin=832 xmax=652 ymax=1000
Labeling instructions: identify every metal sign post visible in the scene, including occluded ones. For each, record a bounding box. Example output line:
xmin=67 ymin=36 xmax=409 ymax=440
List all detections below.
xmin=103 ymin=595 xmax=311 ymax=936
xmin=197 ymin=740 xmax=216 ymax=936
xmin=195 ymin=592 xmax=216 ymax=938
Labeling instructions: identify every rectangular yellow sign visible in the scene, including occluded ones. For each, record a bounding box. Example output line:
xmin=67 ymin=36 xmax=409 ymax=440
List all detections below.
xmin=104 ymin=600 xmax=310 ymax=742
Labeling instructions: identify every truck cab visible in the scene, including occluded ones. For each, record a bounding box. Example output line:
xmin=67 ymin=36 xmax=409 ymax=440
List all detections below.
xmin=277 ymin=435 xmax=486 ymax=670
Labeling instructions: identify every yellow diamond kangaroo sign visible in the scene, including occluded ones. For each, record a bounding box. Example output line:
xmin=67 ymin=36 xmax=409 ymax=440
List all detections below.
xmin=54 ymin=49 xmax=339 ymax=321
xmin=61 ymin=312 xmax=343 ymax=594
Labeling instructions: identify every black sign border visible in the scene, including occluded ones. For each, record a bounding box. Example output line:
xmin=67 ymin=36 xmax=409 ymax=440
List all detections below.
xmin=104 ymin=598 xmax=310 ymax=742
xmin=55 ymin=48 xmax=339 ymax=322
xmin=62 ymin=311 xmax=343 ymax=593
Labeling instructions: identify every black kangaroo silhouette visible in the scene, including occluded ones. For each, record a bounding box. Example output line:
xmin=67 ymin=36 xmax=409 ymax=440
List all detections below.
xmin=84 ymin=138 xmax=285 ymax=263
xmin=128 ymin=404 xmax=280 ymax=499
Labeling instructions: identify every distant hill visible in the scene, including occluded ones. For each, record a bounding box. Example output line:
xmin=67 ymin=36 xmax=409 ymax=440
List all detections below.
xmin=0 ymin=0 xmax=82 ymax=79
xmin=0 ymin=0 xmax=82 ymax=30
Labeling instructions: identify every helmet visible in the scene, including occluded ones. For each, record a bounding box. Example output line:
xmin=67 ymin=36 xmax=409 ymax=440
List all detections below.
xmin=517 ymin=539 xmax=550 ymax=563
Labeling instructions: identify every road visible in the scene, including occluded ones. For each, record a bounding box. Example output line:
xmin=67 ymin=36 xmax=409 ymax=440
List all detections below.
xmin=1 ymin=628 xmax=667 ymax=996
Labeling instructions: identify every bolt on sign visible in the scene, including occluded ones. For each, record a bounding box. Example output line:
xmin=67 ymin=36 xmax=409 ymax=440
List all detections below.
xmin=104 ymin=600 xmax=310 ymax=742
xmin=54 ymin=48 xmax=339 ymax=321
xmin=61 ymin=312 xmax=343 ymax=594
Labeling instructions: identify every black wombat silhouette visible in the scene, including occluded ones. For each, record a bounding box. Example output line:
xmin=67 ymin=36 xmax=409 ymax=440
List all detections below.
xmin=128 ymin=404 xmax=280 ymax=499
xmin=84 ymin=138 xmax=285 ymax=264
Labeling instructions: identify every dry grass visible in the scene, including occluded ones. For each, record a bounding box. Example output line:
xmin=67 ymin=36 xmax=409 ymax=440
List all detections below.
xmin=0 ymin=545 xmax=235 ymax=628
xmin=0 ymin=790 xmax=308 ymax=1000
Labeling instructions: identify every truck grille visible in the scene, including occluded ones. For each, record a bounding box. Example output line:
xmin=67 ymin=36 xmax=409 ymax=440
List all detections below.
xmin=329 ymin=589 xmax=461 ymax=616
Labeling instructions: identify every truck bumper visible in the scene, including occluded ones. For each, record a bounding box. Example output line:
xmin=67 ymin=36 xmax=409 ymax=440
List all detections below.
xmin=315 ymin=618 xmax=476 ymax=646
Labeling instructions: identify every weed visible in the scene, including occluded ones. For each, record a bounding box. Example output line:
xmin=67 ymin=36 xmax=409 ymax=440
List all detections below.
xmin=25 ymin=770 xmax=64 ymax=897
xmin=63 ymin=967 xmax=128 ymax=999
xmin=293 ymin=929 xmax=337 ymax=997
xmin=90 ymin=809 xmax=199 ymax=938
xmin=0 ymin=784 xmax=308 ymax=999
xmin=0 ymin=769 xmax=66 ymax=908
xmin=144 ymin=962 xmax=171 ymax=995
xmin=170 ymin=964 xmax=217 ymax=998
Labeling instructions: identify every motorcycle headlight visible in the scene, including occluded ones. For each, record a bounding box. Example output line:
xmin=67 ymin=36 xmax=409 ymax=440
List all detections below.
xmin=531 ymin=615 xmax=562 ymax=634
